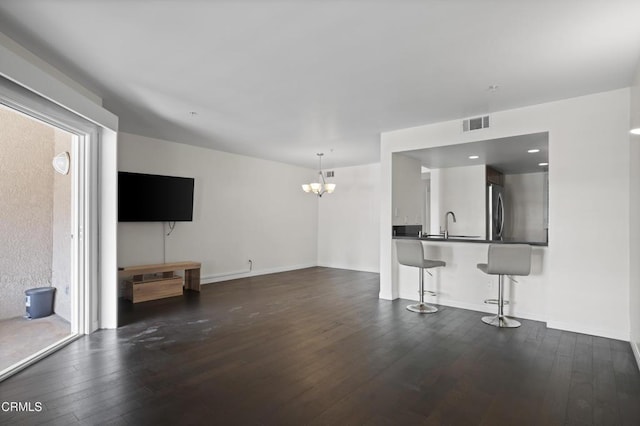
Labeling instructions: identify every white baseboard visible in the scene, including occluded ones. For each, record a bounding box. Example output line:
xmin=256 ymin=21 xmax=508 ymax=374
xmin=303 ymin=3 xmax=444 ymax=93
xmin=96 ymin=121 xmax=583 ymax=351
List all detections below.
xmin=427 ymin=298 xmax=495 ymax=315
xmin=396 ymin=291 xmax=547 ymax=323
xmin=631 ymin=341 xmax=640 ymax=373
xmin=201 ymin=262 xmax=317 ymax=284
xmin=317 ymin=262 xmax=380 ymax=274
xmin=546 ymin=320 xmax=630 ymax=341
xmin=436 ymin=298 xmax=547 ymax=323
xmin=378 ymin=292 xmax=395 ymax=301
xmin=396 ymin=291 xmax=629 ymax=340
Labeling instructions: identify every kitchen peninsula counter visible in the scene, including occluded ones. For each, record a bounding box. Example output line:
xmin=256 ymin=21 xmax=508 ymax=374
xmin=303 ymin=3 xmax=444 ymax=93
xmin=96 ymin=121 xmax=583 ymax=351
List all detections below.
xmin=391 ymin=234 xmax=548 ymax=324
xmin=393 ymin=235 xmax=548 ymax=247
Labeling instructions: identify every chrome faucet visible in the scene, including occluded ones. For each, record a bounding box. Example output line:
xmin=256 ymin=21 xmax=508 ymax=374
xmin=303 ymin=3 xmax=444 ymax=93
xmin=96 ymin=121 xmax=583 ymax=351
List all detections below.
xmin=444 ymin=211 xmax=457 ymax=239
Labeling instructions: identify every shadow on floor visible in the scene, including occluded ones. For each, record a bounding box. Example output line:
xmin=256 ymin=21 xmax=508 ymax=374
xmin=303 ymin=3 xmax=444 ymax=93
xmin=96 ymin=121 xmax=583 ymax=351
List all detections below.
xmin=117 ymin=289 xmax=202 ymax=328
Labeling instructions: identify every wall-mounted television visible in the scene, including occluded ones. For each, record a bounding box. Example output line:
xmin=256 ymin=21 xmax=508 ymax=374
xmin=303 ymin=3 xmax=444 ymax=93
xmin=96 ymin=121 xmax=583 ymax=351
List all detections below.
xmin=118 ymin=172 xmax=195 ymax=222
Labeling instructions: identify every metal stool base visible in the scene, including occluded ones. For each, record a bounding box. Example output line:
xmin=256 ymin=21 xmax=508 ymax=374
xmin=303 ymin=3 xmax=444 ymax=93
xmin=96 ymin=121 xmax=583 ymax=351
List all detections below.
xmin=481 ymin=315 xmax=521 ymax=328
xmin=407 ymin=303 xmax=438 ymax=314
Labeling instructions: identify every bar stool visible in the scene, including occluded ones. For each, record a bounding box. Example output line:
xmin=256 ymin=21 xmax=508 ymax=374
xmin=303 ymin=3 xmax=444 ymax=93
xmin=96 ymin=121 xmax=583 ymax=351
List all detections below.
xmin=396 ymin=240 xmax=446 ymax=314
xmin=477 ymin=244 xmax=532 ymax=328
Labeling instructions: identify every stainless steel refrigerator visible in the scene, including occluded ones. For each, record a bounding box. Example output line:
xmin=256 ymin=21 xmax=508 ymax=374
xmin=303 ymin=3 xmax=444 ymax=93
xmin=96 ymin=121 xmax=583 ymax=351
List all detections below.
xmin=487 ymin=183 xmax=505 ymax=241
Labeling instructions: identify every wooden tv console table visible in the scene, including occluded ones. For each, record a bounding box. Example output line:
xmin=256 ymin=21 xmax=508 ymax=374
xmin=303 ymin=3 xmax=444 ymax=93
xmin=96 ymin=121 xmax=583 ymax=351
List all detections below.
xmin=118 ymin=261 xmax=201 ymax=303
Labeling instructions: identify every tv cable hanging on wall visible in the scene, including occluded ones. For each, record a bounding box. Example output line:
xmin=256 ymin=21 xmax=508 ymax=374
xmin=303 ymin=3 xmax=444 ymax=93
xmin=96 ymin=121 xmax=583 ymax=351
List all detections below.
xmin=163 ymin=221 xmax=176 ymax=263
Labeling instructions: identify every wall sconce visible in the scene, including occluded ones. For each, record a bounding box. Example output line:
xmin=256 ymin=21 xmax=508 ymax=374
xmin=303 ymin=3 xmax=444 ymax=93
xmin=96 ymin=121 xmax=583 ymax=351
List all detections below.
xmin=52 ymin=152 xmax=70 ymax=175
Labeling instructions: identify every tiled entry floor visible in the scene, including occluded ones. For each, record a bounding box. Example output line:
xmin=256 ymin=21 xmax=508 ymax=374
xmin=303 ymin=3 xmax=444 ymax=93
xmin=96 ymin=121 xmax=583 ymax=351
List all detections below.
xmin=0 ymin=314 xmax=70 ymax=373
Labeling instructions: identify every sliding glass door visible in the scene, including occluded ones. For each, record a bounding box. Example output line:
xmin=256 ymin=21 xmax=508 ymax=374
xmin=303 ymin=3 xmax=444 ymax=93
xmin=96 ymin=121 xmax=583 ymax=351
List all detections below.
xmin=0 ymin=77 xmax=97 ymax=381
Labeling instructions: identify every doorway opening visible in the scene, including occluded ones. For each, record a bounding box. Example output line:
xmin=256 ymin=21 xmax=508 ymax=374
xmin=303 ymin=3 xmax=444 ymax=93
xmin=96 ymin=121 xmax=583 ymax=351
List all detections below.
xmin=0 ymin=99 xmax=87 ymax=379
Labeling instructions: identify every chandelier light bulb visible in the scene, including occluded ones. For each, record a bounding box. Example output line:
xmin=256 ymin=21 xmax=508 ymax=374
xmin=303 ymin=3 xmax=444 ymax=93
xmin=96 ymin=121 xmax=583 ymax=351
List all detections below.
xmin=301 ymin=153 xmax=336 ymax=197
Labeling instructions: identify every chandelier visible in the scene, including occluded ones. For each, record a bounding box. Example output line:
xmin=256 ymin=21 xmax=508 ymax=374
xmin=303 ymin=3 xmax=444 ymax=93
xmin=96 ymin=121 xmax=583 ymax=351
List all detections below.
xmin=302 ymin=153 xmax=336 ymax=197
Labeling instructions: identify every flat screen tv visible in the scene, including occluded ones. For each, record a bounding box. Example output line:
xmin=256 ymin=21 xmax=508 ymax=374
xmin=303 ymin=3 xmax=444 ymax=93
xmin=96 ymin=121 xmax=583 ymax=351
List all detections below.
xmin=118 ymin=172 xmax=194 ymax=222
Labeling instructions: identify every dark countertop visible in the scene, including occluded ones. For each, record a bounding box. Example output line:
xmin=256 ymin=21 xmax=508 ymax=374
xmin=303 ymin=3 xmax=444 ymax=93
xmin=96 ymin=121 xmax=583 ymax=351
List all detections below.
xmin=393 ymin=235 xmax=548 ymax=247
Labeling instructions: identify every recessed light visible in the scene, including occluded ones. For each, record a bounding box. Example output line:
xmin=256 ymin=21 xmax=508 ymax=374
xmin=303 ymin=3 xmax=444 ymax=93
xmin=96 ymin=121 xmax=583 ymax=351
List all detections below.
xmin=469 ymin=155 xmax=479 ymax=159
xmin=631 ymin=128 xmax=640 ymax=135
xmin=538 ymin=162 xmax=549 ymax=166
xmin=528 ymin=149 xmax=540 ymax=153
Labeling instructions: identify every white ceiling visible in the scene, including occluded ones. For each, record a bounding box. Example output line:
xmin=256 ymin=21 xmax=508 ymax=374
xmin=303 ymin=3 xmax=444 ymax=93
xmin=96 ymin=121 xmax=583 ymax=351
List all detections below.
xmin=402 ymin=132 xmax=549 ymax=174
xmin=1 ymin=1 xmax=639 ymax=168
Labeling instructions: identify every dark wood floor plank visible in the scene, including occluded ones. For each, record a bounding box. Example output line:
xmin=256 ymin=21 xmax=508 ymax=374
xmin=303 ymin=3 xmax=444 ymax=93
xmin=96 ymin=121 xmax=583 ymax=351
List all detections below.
xmin=1 ymin=267 xmax=639 ymax=426
xmin=558 ymin=331 xmax=578 ymax=358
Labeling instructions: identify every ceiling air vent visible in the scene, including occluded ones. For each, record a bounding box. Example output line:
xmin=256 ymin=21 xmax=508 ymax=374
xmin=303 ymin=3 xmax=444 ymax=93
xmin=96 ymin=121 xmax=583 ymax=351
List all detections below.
xmin=462 ymin=115 xmax=490 ymax=132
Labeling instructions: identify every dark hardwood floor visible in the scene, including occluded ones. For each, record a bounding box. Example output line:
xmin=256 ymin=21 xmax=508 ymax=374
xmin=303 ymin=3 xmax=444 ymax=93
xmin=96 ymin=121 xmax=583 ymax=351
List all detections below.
xmin=1 ymin=267 xmax=639 ymax=425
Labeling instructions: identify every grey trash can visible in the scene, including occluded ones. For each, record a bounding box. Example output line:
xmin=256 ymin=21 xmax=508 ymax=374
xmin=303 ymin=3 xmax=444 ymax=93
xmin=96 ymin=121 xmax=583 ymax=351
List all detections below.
xmin=25 ymin=287 xmax=55 ymax=319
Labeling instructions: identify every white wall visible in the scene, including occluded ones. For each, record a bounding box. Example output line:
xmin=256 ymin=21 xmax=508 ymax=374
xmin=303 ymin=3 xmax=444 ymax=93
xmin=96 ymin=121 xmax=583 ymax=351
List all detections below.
xmin=392 ymin=154 xmax=423 ymax=226
xmin=422 ymin=173 xmax=430 ymax=231
xmin=0 ymin=32 xmax=115 ymax=130
xmin=318 ymin=163 xmax=380 ymax=273
xmin=630 ymin=59 xmax=640 ymax=366
xmin=382 ymin=89 xmax=631 ymax=340
xmin=504 ymin=172 xmax=547 ymax=243
xmin=99 ymin=128 xmax=118 ymax=329
xmin=0 ymin=32 xmax=102 ymax=106
xmin=430 ymin=165 xmax=485 ymax=237
xmin=117 ymin=133 xmax=318 ymax=282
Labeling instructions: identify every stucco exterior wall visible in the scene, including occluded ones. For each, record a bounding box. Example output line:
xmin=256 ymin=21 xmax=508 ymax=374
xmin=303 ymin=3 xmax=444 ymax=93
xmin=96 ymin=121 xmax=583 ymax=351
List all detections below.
xmin=0 ymin=105 xmax=54 ymax=320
